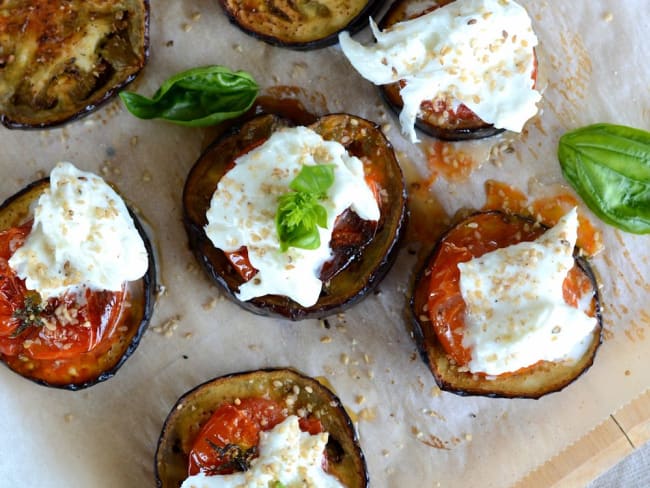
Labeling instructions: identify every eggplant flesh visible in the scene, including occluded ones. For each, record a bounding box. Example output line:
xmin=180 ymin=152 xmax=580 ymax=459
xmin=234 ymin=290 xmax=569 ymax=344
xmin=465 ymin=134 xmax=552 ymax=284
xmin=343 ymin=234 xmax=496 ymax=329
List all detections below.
xmin=378 ymin=0 xmax=507 ymax=141
xmin=0 ymin=0 xmax=149 ymax=128
xmin=0 ymin=178 xmax=156 ymax=390
xmin=410 ymin=211 xmax=603 ymax=399
xmin=218 ymin=0 xmax=383 ymax=49
xmin=183 ymin=112 xmax=407 ymax=320
xmin=155 ymin=368 xmax=369 ymax=488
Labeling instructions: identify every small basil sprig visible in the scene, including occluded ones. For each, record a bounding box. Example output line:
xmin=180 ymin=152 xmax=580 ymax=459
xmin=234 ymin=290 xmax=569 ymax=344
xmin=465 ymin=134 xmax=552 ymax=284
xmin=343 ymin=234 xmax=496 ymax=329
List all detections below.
xmin=119 ymin=65 xmax=258 ymax=126
xmin=558 ymin=123 xmax=650 ymax=234
xmin=275 ymin=165 xmax=335 ymax=252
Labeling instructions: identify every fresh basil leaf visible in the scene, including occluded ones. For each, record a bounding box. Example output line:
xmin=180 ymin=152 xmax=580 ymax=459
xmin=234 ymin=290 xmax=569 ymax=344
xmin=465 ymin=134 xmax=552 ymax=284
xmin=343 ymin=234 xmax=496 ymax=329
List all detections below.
xmin=289 ymin=164 xmax=335 ymax=195
xmin=119 ymin=66 xmax=258 ymax=126
xmin=558 ymin=123 xmax=650 ymax=234
xmin=275 ymin=165 xmax=335 ymax=251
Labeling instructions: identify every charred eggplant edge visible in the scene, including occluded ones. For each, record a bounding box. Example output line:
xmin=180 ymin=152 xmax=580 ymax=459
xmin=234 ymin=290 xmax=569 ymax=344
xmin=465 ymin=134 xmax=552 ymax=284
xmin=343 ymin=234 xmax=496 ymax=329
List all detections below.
xmin=218 ymin=0 xmax=383 ymax=50
xmin=183 ymin=112 xmax=407 ymax=320
xmin=0 ymin=0 xmax=150 ymax=130
xmin=154 ymin=367 xmax=369 ymax=488
xmin=0 ymin=177 xmax=156 ymax=390
xmin=409 ymin=210 xmax=603 ymax=399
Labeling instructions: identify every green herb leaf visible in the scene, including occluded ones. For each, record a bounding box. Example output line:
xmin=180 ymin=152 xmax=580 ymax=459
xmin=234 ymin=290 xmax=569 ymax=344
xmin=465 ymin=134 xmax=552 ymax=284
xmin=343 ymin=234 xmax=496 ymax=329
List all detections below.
xmin=11 ymin=292 xmax=44 ymax=338
xmin=275 ymin=165 xmax=335 ymax=252
xmin=558 ymin=123 xmax=650 ymax=234
xmin=269 ymin=481 xmax=287 ymax=488
xmin=119 ymin=66 xmax=259 ymax=126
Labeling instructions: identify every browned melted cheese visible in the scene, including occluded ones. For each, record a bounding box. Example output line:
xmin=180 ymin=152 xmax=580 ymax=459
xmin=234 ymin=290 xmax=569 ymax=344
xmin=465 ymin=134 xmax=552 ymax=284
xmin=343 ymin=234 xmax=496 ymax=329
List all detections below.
xmin=0 ymin=0 xmax=147 ymax=127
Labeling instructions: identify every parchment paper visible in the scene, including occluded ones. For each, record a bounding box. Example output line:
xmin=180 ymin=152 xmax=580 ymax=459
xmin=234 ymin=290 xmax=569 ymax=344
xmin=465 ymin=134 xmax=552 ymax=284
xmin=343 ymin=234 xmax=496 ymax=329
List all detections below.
xmin=1 ymin=1 xmax=649 ymax=487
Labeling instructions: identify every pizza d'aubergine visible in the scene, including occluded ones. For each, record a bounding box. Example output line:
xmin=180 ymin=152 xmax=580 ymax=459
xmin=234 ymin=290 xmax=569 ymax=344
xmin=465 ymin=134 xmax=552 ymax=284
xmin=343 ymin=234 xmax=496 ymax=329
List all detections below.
xmin=410 ymin=209 xmax=602 ymax=399
xmin=0 ymin=163 xmax=155 ymax=389
xmin=183 ymin=112 xmax=407 ymax=320
xmin=0 ymin=0 xmax=149 ymax=128
xmin=155 ymin=368 xmax=368 ymax=487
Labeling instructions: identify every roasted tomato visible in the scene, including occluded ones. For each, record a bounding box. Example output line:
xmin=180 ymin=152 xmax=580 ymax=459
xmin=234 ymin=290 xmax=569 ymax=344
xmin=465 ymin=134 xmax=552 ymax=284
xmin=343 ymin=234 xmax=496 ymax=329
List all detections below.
xmin=410 ymin=211 xmax=602 ymax=399
xmin=0 ymin=179 xmax=156 ymax=389
xmin=0 ymin=0 xmax=149 ymax=128
xmin=155 ymin=368 xmax=368 ymax=487
xmin=379 ymin=0 xmax=538 ymax=141
xmin=183 ymin=112 xmax=406 ymax=320
xmin=218 ymin=0 xmax=382 ymax=49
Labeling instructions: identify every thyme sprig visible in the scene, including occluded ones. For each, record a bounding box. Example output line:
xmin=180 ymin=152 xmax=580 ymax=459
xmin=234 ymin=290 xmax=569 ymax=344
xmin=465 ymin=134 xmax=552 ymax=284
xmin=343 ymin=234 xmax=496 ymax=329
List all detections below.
xmin=207 ymin=441 xmax=258 ymax=473
xmin=10 ymin=292 xmax=44 ymax=338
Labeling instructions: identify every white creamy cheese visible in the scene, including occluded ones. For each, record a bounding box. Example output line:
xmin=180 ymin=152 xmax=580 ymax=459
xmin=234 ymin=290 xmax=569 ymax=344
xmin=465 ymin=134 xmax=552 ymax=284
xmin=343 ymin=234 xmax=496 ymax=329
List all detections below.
xmin=181 ymin=415 xmax=344 ymax=488
xmin=204 ymin=126 xmax=379 ymax=307
xmin=338 ymin=0 xmax=541 ymax=142
xmin=458 ymin=208 xmax=596 ymax=376
xmin=9 ymin=162 xmax=148 ymax=299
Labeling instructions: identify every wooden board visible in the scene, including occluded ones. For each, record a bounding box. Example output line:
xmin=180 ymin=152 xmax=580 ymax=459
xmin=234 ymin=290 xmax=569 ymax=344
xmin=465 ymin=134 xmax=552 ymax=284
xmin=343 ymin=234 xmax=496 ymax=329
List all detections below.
xmin=513 ymin=388 xmax=650 ymax=487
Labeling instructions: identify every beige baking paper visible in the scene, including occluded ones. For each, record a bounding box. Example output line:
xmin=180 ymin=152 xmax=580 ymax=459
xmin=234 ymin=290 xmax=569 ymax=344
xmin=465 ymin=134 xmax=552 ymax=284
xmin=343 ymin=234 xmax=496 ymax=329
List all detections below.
xmin=1 ymin=1 xmax=649 ymax=487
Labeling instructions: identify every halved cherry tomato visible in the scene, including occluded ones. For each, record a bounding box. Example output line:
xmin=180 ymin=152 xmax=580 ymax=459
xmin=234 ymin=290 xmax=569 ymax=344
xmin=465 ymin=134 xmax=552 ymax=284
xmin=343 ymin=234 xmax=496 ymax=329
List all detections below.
xmin=426 ymin=212 xmax=591 ymax=368
xmin=0 ymin=224 xmax=125 ymax=361
xmin=188 ymin=397 xmax=323 ymax=476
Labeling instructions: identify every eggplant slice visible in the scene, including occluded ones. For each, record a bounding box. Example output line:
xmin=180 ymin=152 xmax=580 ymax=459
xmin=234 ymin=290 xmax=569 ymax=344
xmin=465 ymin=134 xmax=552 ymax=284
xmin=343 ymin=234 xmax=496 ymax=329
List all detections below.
xmin=0 ymin=178 xmax=156 ymax=390
xmin=379 ymin=0 xmax=508 ymax=141
xmin=410 ymin=211 xmax=603 ymax=399
xmin=183 ymin=112 xmax=407 ymax=320
xmin=155 ymin=368 xmax=368 ymax=488
xmin=218 ymin=0 xmax=382 ymax=49
xmin=0 ymin=0 xmax=149 ymax=129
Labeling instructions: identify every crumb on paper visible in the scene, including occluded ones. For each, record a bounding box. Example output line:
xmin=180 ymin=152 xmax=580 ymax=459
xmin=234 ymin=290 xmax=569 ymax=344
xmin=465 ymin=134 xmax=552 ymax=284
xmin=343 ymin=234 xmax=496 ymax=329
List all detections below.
xmin=358 ymin=407 xmax=376 ymax=421
xmin=142 ymin=170 xmax=152 ymax=183
xmin=156 ymin=284 xmax=168 ymax=298
xmin=249 ymin=344 xmax=261 ymax=351
xmin=64 ymin=413 xmax=73 ymax=423
xmin=233 ymin=44 xmax=243 ymax=53
xmin=182 ymin=23 xmax=192 ymax=32
xmin=165 ymin=40 xmax=174 ymax=47
xmin=465 ymin=433 xmax=473 ymax=442
xmin=183 ymin=332 xmax=192 ymax=339
xmin=320 ymin=335 xmax=332 ymax=344
xmin=430 ymin=386 xmax=441 ymax=397
xmin=152 ymin=315 xmax=181 ymax=337
xmin=191 ymin=12 xmax=201 ymax=22
xmin=603 ymin=12 xmax=613 ymax=22
xmin=202 ymin=297 xmax=219 ymax=311
xmin=625 ymin=369 xmax=631 ymax=376
xmin=355 ymin=395 xmax=365 ymax=405
xmin=340 ymin=353 xmax=349 ymax=365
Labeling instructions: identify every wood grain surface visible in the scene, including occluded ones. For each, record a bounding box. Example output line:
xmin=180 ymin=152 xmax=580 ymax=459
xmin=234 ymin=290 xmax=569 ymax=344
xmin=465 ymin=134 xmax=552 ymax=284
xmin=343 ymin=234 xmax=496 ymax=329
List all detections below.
xmin=513 ymin=388 xmax=650 ymax=487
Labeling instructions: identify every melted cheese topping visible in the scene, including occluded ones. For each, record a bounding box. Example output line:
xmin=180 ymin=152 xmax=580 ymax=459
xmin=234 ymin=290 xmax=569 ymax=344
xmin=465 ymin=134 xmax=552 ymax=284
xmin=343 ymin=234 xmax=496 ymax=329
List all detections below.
xmin=9 ymin=162 xmax=148 ymax=299
xmin=458 ymin=208 xmax=596 ymax=376
xmin=181 ymin=416 xmax=344 ymax=488
xmin=204 ymin=126 xmax=379 ymax=307
xmin=339 ymin=0 xmax=540 ymax=142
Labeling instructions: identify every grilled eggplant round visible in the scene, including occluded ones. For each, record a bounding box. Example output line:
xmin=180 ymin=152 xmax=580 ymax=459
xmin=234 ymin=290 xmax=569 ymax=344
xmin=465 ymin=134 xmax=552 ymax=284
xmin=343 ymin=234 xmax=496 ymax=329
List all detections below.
xmin=0 ymin=0 xmax=149 ymax=129
xmin=378 ymin=0 xmax=537 ymax=141
xmin=155 ymin=368 xmax=368 ymax=487
xmin=410 ymin=211 xmax=602 ymax=399
xmin=183 ymin=111 xmax=407 ymax=320
xmin=218 ymin=0 xmax=382 ymax=49
xmin=0 ymin=178 xmax=156 ymax=389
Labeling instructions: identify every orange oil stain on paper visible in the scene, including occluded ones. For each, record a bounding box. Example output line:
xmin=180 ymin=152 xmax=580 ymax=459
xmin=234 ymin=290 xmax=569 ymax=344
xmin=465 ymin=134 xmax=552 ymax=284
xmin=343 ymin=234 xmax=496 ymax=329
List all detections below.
xmin=482 ymin=180 xmax=603 ymax=256
xmin=424 ymin=141 xmax=481 ymax=183
xmin=407 ymin=180 xmax=450 ymax=245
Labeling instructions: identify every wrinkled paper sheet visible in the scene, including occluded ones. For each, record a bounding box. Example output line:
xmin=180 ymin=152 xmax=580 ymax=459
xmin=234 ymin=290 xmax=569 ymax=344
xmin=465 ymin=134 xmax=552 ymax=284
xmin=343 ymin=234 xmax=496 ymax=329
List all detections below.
xmin=1 ymin=1 xmax=649 ymax=486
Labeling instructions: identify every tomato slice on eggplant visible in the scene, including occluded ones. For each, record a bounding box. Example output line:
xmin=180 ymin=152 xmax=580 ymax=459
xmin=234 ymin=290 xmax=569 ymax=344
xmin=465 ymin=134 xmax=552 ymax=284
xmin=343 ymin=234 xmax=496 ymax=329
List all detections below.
xmin=410 ymin=211 xmax=602 ymax=399
xmin=183 ymin=112 xmax=407 ymax=320
xmin=378 ymin=0 xmax=537 ymax=141
xmin=0 ymin=0 xmax=149 ymax=129
xmin=218 ymin=0 xmax=382 ymax=50
xmin=155 ymin=368 xmax=368 ymax=487
xmin=0 ymin=178 xmax=156 ymax=389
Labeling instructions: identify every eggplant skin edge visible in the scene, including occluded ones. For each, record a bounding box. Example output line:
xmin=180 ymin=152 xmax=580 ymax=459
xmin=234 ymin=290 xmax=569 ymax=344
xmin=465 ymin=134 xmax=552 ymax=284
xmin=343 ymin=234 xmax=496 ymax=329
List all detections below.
xmin=183 ymin=112 xmax=408 ymax=321
xmin=409 ymin=211 xmax=603 ymax=399
xmin=0 ymin=177 xmax=157 ymax=390
xmin=154 ymin=367 xmax=369 ymax=488
xmin=217 ymin=0 xmax=383 ymax=50
xmin=0 ymin=0 xmax=150 ymax=129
